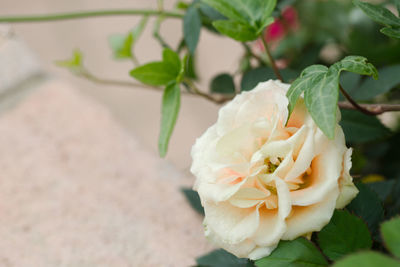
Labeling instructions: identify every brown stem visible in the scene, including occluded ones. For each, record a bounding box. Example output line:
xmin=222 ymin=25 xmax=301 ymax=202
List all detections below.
xmin=183 ymin=78 xmax=233 ymax=104
xmin=261 ymin=35 xmax=284 ymax=82
xmin=339 ymin=84 xmax=377 ymax=116
xmin=338 ymin=101 xmax=400 ymax=115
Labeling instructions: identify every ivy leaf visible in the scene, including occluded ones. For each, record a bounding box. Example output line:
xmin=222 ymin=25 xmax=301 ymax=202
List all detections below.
xmin=353 ymin=0 xmax=400 ymax=28
xmin=381 ymin=27 xmax=400 ymax=39
xmin=55 ymin=49 xmax=84 ymax=72
xmin=130 ymin=48 xmax=181 ymax=86
xmin=183 ymin=5 xmax=202 ymax=54
xmin=340 ymin=110 xmax=391 ymax=144
xmin=287 ymin=65 xmax=328 ymax=117
xmin=196 ymin=249 xmax=254 ymax=267
xmin=108 ymin=16 xmax=148 ymax=60
xmin=212 ymin=20 xmax=259 ymax=42
xmin=333 ymin=252 xmax=400 ymax=267
xmin=381 ymin=217 xmax=400 ymax=258
xmin=255 ymin=238 xmax=328 ymax=267
xmin=347 ymin=183 xmax=384 ymax=239
xmin=287 ymin=56 xmax=377 ymax=139
xmin=210 ymin=73 xmax=236 ymax=94
xmin=159 ymin=82 xmax=181 ymax=157
xmin=180 ymin=188 xmax=204 ymax=215
xmin=332 ymin=56 xmax=378 ymax=80
xmin=304 ymin=68 xmax=339 ymax=139
xmin=317 ymin=210 xmax=372 ymax=261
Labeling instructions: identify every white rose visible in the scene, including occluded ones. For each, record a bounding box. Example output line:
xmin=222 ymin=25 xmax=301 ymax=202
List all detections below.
xmin=190 ymin=80 xmax=358 ymax=260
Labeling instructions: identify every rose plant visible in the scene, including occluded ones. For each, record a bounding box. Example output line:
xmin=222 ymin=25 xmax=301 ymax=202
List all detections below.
xmin=191 ymin=80 xmax=358 ymax=259
xmin=2 ymin=0 xmax=400 ymax=266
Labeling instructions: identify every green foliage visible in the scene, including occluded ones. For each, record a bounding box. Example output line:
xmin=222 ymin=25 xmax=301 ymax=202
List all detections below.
xmin=255 ymin=238 xmax=328 ymax=267
xmin=381 ymin=217 xmax=400 ymax=258
xmin=196 ymin=249 xmax=254 ymax=267
xmin=350 ymin=64 xmax=400 ymax=101
xmin=210 ymin=73 xmax=235 ymax=94
xmin=353 ymin=0 xmax=400 ymax=40
xmin=286 ymin=56 xmax=377 ymax=139
xmin=347 ymin=183 xmax=384 ymax=239
xmin=333 ymin=251 xmax=400 ymax=267
xmin=183 ymin=5 xmax=202 ymax=54
xmin=130 ymin=48 xmax=181 ymax=86
xmin=202 ymin=0 xmax=276 ymax=41
xmin=159 ymin=82 xmax=181 ymax=157
xmin=181 ymin=188 xmax=204 ymax=215
xmin=367 ymin=180 xmax=397 ymax=203
xmin=241 ymin=67 xmax=298 ymax=92
xmin=108 ymin=16 xmax=148 ymax=60
xmin=317 ymin=210 xmax=372 ymax=261
xmin=340 ymin=110 xmax=391 ymax=144
xmin=55 ymin=49 xmax=84 ymax=72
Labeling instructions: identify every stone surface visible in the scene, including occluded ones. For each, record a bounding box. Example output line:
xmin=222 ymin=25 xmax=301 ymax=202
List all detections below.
xmin=0 ymin=80 xmax=212 ymax=267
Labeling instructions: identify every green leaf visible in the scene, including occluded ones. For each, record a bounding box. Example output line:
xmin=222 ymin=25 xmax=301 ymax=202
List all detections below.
xmin=130 ymin=62 xmax=178 ymax=86
xmin=241 ymin=67 xmax=298 ymax=92
xmin=162 ymin=48 xmax=181 ymax=72
xmin=108 ymin=16 xmax=148 ymax=60
xmin=202 ymin=0 xmax=248 ymax=24
xmin=130 ymin=48 xmax=181 ymax=86
xmin=333 ymin=56 xmax=378 ymax=80
xmin=366 ymin=180 xmax=397 ymax=202
xmin=317 ymin=210 xmax=372 ymax=261
xmin=255 ymin=238 xmax=328 ymax=267
xmin=183 ymin=6 xmax=202 ymax=54
xmin=210 ymin=73 xmax=236 ymax=94
xmin=304 ymin=68 xmax=339 ymax=139
xmin=196 ymin=249 xmax=254 ymax=267
xmin=212 ymin=20 xmax=259 ymax=42
xmin=286 ymin=65 xmax=328 ymax=116
xmin=381 ymin=217 xmax=400 ymax=258
xmin=396 ymin=0 xmax=400 ymax=15
xmin=347 ymin=183 xmax=384 ymax=239
xmin=381 ymin=27 xmax=400 ymax=39
xmin=333 ymin=252 xmax=400 ymax=267
xmin=353 ymin=0 xmax=400 ymax=27
xmin=180 ymin=188 xmax=204 ymax=215
xmin=340 ymin=110 xmax=391 ymax=144
xmin=351 ymin=64 xmax=400 ymax=101
xmin=159 ymin=83 xmax=181 ymax=157
xmin=55 ymin=49 xmax=83 ymax=72
xmin=202 ymin=0 xmax=276 ymax=38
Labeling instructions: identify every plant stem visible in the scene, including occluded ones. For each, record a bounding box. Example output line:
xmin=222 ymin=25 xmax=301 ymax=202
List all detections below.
xmin=73 ymin=69 xmax=400 ymax=112
xmin=0 ymin=9 xmax=183 ymax=23
xmin=242 ymin=43 xmax=265 ymax=65
xmin=339 ymin=84 xmax=377 ymax=116
xmin=338 ymin=101 xmax=400 ymax=115
xmin=261 ymin=35 xmax=284 ymax=82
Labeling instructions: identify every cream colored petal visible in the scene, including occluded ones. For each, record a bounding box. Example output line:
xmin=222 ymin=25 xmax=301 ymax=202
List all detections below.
xmin=252 ymin=178 xmax=291 ymax=246
xmin=336 ymin=148 xmax=358 ymax=209
xmin=197 ymin=178 xmax=249 ymax=203
xmin=282 ymin=187 xmax=339 ymax=240
xmin=248 ymin=245 xmax=277 ymax=260
xmin=284 ymin=127 xmax=314 ymax=182
xmin=204 ymin=201 xmax=261 ymax=244
xmin=290 ymin=135 xmax=343 ymax=206
xmin=205 ymin=225 xmax=257 ymax=258
xmin=230 ymin=187 xmax=269 ymax=208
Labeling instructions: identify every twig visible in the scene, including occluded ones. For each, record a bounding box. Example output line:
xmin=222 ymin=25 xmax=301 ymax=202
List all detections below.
xmin=242 ymin=43 xmax=265 ymax=65
xmin=338 ymin=101 xmax=400 ymax=115
xmin=339 ymin=84 xmax=378 ymax=116
xmin=73 ymin=69 xmax=400 ymax=112
xmin=260 ymin=35 xmax=284 ymax=82
xmin=0 ymin=9 xmax=183 ymax=23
